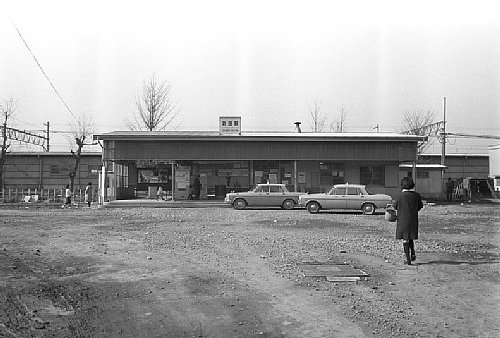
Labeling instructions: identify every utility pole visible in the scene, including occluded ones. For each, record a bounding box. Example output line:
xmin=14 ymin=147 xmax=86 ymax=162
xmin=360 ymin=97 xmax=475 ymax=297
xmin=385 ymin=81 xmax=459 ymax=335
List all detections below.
xmin=441 ymin=97 xmax=446 ymax=166
xmin=44 ymin=122 xmax=50 ymax=152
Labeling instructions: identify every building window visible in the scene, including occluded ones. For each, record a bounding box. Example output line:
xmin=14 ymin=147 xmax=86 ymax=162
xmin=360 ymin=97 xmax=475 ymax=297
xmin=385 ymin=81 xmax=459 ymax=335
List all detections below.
xmin=320 ymin=163 xmax=344 ymax=185
xmin=115 ymin=163 xmax=129 ymax=188
xmin=360 ymin=166 xmax=385 ymax=186
xmin=222 ymin=121 xmax=226 ymax=126
xmin=234 ymin=120 xmax=239 ymax=126
xmin=228 ymin=121 xmax=232 ymax=126
xmin=417 ymin=169 xmax=430 ymax=179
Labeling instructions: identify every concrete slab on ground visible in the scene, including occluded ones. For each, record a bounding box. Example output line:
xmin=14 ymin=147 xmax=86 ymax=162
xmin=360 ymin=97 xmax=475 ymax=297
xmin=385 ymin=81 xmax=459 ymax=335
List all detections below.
xmin=298 ymin=263 xmax=369 ymax=279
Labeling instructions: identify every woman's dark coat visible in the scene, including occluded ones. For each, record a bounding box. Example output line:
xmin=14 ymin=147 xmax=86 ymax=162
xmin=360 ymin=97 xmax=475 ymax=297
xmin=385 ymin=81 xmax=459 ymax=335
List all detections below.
xmin=394 ymin=190 xmax=423 ymax=240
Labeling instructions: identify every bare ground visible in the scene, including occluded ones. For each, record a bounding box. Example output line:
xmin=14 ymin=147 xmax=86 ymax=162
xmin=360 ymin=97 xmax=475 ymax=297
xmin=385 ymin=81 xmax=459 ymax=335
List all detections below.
xmin=0 ymin=202 xmax=499 ymax=337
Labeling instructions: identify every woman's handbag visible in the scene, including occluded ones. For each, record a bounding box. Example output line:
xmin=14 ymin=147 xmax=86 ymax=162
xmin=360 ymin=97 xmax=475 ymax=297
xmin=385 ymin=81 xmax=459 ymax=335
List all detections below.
xmin=385 ymin=204 xmax=397 ymax=222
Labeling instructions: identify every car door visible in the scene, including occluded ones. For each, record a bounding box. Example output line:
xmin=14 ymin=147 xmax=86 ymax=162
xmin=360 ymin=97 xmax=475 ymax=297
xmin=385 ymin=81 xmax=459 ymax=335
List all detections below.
xmin=345 ymin=187 xmax=362 ymax=209
xmin=324 ymin=187 xmax=347 ymax=209
xmin=268 ymin=185 xmax=285 ymax=206
xmin=251 ymin=185 xmax=269 ymax=206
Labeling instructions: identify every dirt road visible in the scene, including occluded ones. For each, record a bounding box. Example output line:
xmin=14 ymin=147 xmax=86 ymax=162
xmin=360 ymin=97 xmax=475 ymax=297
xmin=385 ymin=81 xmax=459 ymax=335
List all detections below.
xmin=1 ymin=203 xmax=499 ymax=337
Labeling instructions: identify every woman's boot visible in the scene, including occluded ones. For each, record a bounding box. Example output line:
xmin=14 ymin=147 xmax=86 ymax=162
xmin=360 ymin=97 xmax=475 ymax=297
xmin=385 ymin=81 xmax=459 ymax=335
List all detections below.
xmin=403 ymin=241 xmax=411 ymax=265
xmin=409 ymin=240 xmax=416 ymax=261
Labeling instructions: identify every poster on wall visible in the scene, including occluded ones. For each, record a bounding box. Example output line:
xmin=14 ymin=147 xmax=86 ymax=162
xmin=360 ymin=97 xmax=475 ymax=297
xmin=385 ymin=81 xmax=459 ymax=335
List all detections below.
xmin=139 ymin=170 xmax=154 ymax=183
xmin=298 ymin=172 xmax=306 ymax=184
xmin=269 ymin=173 xmax=278 ymax=184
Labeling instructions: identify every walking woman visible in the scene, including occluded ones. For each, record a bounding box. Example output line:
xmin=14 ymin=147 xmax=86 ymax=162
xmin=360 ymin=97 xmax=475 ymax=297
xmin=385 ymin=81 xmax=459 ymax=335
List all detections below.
xmin=85 ymin=182 xmax=93 ymax=207
xmin=393 ymin=177 xmax=423 ymax=265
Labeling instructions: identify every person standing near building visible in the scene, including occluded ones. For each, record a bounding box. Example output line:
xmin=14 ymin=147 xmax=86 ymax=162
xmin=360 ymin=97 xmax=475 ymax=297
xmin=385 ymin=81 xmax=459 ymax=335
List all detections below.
xmin=85 ymin=182 xmax=93 ymax=207
xmin=445 ymin=177 xmax=454 ymax=202
xmin=62 ymin=184 xmax=72 ymax=209
xmin=393 ymin=177 xmax=423 ymax=265
xmin=194 ymin=175 xmax=202 ymax=200
xmin=462 ymin=177 xmax=471 ymax=201
xmin=156 ymin=185 xmax=165 ymax=200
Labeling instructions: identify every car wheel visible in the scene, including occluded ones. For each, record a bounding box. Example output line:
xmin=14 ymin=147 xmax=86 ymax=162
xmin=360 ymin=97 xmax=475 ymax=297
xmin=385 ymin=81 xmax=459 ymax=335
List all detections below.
xmin=233 ymin=199 xmax=247 ymax=210
xmin=362 ymin=203 xmax=375 ymax=215
xmin=306 ymin=201 xmax=320 ymax=214
xmin=282 ymin=199 xmax=295 ymax=210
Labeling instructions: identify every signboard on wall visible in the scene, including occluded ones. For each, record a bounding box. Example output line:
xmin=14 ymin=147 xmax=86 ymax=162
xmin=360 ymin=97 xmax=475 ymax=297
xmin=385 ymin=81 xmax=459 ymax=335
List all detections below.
xmin=218 ymin=169 xmax=249 ymax=177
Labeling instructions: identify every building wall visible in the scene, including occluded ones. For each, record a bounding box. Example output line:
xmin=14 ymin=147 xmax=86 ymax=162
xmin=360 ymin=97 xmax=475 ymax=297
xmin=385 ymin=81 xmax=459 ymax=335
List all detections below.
xmin=3 ymin=153 xmax=102 ymax=190
xmin=489 ymin=145 xmax=500 ymax=178
xmin=489 ymin=145 xmax=500 ymax=191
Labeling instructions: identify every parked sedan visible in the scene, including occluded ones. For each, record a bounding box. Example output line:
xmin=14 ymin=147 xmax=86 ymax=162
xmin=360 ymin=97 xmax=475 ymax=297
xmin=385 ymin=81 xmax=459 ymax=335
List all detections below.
xmin=225 ymin=183 xmax=303 ymax=210
xmin=298 ymin=183 xmax=392 ymax=214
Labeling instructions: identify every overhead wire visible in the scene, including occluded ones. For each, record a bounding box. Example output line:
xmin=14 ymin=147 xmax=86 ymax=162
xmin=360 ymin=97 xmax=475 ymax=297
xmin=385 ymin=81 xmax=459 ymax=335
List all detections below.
xmin=10 ymin=116 xmax=45 ymax=131
xmin=10 ymin=18 xmax=81 ymax=127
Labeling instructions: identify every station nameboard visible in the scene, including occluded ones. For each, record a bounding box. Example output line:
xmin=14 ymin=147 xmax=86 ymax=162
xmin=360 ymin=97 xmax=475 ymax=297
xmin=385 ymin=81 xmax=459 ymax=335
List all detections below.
xmin=219 ymin=116 xmax=241 ymax=135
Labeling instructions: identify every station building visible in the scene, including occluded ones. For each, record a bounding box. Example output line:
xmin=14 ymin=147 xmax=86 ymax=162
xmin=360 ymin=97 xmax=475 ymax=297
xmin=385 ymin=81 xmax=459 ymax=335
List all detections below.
xmin=95 ymin=117 xmax=426 ymax=202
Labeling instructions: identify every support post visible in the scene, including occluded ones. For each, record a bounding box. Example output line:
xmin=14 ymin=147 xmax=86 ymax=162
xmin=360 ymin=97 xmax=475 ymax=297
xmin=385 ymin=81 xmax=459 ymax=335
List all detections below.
xmin=171 ymin=161 xmax=175 ymax=201
xmin=99 ymin=163 xmax=106 ymax=204
xmin=441 ymin=97 xmax=447 ymax=200
xmin=294 ymin=160 xmax=298 ymax=192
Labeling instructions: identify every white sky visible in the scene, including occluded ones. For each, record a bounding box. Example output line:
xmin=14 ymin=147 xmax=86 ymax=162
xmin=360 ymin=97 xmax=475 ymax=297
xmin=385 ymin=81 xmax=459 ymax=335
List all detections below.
xmin=1 ymin=0 xmax=499 ymax=153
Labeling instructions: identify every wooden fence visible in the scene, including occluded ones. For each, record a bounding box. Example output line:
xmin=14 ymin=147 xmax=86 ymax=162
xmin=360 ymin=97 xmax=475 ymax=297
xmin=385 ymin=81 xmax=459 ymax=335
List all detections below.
xmin=0 ymin=188 xmax=96 ymax=204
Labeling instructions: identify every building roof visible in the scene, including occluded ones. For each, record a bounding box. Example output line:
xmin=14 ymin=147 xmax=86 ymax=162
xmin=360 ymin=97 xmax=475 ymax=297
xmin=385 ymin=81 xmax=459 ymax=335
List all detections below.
xmin=399 ymin=164 xmax=447 ymax=169
xmin=421 ymin=153 xmax=489 ymax=158
xmin=7 ymin=152 xmax=101 ymax=156
xmin=95 ymin=130 xmax=426 ymax=142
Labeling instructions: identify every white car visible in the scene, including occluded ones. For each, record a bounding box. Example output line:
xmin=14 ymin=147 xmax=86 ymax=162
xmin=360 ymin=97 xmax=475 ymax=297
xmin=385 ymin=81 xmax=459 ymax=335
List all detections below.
xmin=298 ymin=183 xmax=392 ymax=214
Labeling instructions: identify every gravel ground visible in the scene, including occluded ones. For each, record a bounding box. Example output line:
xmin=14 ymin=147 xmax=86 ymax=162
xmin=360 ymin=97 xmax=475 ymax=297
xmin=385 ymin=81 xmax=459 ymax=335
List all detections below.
xmin=0 ymin=202 xmax=499 ymax=337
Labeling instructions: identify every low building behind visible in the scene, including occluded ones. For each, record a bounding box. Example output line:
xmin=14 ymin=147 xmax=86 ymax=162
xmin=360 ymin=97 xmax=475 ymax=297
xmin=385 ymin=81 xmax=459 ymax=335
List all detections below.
xmin=2 ymin=152 xmax=102 ymax=191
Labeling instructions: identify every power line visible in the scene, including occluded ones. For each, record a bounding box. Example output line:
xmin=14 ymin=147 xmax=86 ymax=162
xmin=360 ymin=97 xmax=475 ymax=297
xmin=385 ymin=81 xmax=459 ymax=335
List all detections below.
xmin=444 ymin=132 xmax=500 ymax=140
xmin=10 ymin=19 xmax=81 ymax=126
xmin=10 ymin=116 xmax=44 ymax=130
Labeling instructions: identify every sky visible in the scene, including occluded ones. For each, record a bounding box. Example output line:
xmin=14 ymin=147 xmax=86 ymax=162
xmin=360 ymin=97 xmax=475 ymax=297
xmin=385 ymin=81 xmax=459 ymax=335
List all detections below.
xmin=1 ymin=0 xmax=499 ymax=154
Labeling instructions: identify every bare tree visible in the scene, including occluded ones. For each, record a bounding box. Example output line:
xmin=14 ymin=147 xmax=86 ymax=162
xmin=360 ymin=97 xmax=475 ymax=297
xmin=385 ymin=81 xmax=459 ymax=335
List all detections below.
xmin=65 ymin=116 xmax=96 ymax=191
xmin=128 ymin=74 xmax=178 ymax=131
xmin=330 ymin=106 xmax=347 ymax=132
xmin=401 ymin=110 xmax=438 ymax=156
xmin=0 ymin=98 xmax=16 ymax=191
xmin=309 ymin=101 xmax=328 ymax=132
